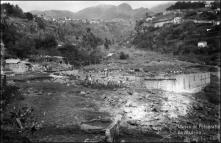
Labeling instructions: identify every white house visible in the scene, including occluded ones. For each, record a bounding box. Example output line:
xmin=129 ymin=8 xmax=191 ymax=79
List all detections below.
xmin=145 ymin=16 xmax=154 ymax=22
xmin=205 ymin=3 xmax=211 ymax=8
xmin=5 ymin=59 xmax=32 ymax=73
xmin=197 ymin=41 xmax=207 ymax=48
xmin=173 ymin=17 xmax=183 ymax=24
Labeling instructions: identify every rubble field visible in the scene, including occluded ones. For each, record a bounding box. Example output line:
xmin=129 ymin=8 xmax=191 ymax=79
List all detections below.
xmin=1 ymin=49 xmax=220 ymax=142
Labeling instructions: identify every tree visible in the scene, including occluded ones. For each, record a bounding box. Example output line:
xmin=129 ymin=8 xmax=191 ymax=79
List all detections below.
xmin=104 ymin=38 xmax=111 ymax=49
xmin=35 ymin=17 xmax=46 ymax=29
xmin=13 ymin=36 xmax=36 ymax=58
xmin=134 ymin=20 xmax=145 ymax=34
xmin=166 ymin=2 xmax=205 ymax=10
xmin=0 ymin=3 xmax=25 ymax=18
xmin=24 ymin=12 xmax=33 ymax=21
xmin=58 ymin=43 xmax=82 ymax=66
xmin=34 ymin=34 xmax=58 ymax=56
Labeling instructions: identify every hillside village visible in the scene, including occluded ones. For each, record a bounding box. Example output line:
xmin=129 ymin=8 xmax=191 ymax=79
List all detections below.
xmin=133 ymin=1 xmax=220 ymax=66
xmin=1 ymin=1 xmax=220 ymax=143
xmin=141 ymin=2 xmax=220 ymax=28
xmin=138 ymin=2 xmax=220 ymax=29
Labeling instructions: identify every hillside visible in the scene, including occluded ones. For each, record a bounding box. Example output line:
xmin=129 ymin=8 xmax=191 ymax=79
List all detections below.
xmin=150 ymin=2 xmax=175 ymax=13
xmin=133 ymin=2 xmax=221 ymax=66
xmin=30 ymin=3 xmax=152 ymax=20
xmin=30 ymin=10 xmax=75 ymax=19
xmin=1 ymin=2 xmax=220 ymax=143
xmin=1 ymin=3 xmax=136 ymax=66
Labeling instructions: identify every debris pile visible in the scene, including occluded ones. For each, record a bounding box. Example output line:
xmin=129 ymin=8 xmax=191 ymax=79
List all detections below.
xmin=2 ymin=105 xmax=44 ymax=134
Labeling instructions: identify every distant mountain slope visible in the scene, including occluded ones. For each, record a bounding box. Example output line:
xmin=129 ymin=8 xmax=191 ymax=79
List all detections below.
xmin=150 ymin=2 xmax=175 ymax=13
xmin=30 ymin=3 xmax=152 ymax=20
xmin=30 ymin=10 xmax=75 ymax=18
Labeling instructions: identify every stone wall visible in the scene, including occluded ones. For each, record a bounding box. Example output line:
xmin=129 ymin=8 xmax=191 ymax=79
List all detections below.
xmin=144 ymin=72 xmax=211 ymax=93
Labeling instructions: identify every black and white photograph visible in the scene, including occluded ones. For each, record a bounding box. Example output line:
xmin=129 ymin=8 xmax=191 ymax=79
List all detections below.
xmin=0 ymin=0 xmax=220 ymax=142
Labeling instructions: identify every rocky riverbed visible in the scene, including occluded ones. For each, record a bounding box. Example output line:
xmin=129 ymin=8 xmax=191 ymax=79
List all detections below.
xmin=1 ymin=50 xmax=220 ymax=142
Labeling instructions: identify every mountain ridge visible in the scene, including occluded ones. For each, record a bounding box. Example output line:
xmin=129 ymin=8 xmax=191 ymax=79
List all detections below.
xmin=30 ymin=3 xmax=153 ymax=20
xmin=150 ymin=2 xmax=175 ymax=13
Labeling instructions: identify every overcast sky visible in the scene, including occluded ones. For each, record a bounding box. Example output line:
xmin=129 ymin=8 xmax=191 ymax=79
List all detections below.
xmin=1 ymin=1 xmax=174 ymax=12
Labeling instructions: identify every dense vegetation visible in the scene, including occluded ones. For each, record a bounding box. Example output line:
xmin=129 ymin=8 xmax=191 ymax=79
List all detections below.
xmin=166 ymin=2 xmax=206 ymax=10
xmin=1 ymin=3 xmax=26 ymax=18
xmin=1 ymin=3 xmax=107 ymax=66
xmin=58 ymin=29 xmax=104 ymax=66
xmin=166 ymin=1 xmax=220 ymax=11
xmin=1 ymin=3 xmax=135 ymax=66
xmin=184 ymin=10 xmax=219 ymax=20
xmin=133 ymin=1 xmax=221 ymax=66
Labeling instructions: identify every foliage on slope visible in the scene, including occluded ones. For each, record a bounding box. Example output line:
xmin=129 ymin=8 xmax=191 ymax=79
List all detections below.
xmin=132 ymin=21 xmax=220 ymax=66
xmin=1 ymin=3 xmax=108 ymax=66
xmin=166 ymin=2 xmax=206 ymax=10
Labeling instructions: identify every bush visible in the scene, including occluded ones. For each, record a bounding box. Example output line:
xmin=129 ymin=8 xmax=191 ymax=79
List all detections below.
xmin=13 ymin=36 xmax=37 ymax=58
xmin=24 ymin=12 xmax=33 ymax=21
xmin=35 ymin=17 xmax=46 ymax=29
xmin=119 ymin=52 xmax=129 ymax=60
xmin=1 ymin=84 xmax=22 ymax=110
xmin=59 ymin=43 xmax=103 ymax=66
xmin=132 ymin=16 xmax=220 ymax=66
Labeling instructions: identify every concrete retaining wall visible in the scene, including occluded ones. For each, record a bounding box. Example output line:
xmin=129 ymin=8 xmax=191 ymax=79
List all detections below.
xmin=144 ymin=72 xmax=210 ymax=93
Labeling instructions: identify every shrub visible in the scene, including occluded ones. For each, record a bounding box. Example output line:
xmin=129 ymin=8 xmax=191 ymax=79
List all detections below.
xmin=119 ymin=52 xmax=129 ymax=60
xmin=1 ymin=84 xmax=22 ymax=110
xmin=59 ymin=43 xmax=103 ymax=66
xmin=24 ymin=12 xmax=34 ymax=21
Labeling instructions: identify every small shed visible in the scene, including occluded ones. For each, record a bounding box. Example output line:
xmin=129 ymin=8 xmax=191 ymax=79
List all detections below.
xmin=197 ymin=41 xmax=207 ymax=48
xmin=5 ymin=59 xmax=32 ymax=73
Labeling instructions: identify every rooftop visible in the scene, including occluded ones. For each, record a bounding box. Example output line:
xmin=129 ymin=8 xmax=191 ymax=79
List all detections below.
xmin=5 ymin=59 xmax=21 ymax=64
